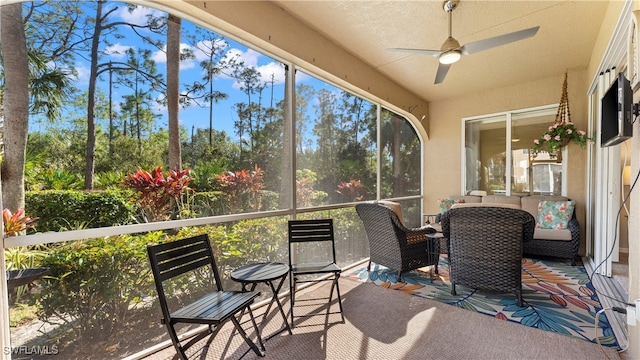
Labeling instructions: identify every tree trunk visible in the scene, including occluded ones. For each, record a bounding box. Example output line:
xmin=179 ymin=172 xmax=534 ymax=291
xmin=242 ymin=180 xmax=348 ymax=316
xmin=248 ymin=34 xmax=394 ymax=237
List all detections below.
xmin=1 ymin=3 xmax=30 ymax=212
xmin=85 ymin=1 xmax=104 ymax=190
xmin=167 ymin=14 xmax=181 ymax=170
xmin=108 ymin=62 xmax=114 ymax=155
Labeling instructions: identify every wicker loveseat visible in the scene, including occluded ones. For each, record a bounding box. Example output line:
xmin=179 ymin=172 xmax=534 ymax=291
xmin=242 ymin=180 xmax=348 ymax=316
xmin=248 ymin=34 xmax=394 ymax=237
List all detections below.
xmin=439 ymin=194 xmax=580 ymax=265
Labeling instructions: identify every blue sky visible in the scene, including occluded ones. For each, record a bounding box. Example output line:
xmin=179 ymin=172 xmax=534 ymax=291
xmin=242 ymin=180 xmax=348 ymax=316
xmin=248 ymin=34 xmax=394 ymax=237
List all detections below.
xmin=35 ymin=1 xmax=321 ymax=140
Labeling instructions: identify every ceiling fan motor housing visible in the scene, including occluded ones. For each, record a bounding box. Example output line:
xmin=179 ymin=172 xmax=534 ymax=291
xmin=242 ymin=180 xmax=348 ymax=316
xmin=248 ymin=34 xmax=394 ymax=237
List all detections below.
xmin=440 ymin=36 xmax=461 ymax=52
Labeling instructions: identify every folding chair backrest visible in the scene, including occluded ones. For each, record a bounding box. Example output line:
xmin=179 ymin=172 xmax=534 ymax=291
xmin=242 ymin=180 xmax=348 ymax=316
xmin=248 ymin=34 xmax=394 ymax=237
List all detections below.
xmin=147 ymin=235 xmax=221 ymax=319
xmin=288 ymin=219 xmax=337 ymax=263
xmin=147 ymin=234 xmax=266 ymax=358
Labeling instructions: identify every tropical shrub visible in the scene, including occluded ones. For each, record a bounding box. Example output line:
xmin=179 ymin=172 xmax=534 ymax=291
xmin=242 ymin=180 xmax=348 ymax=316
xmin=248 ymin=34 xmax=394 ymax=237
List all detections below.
xmin=229 ymin=217 xmax=288 ymax=264
xmin=122 ymin=167 xmax=192 ymax=222
xmin=36 ymin=232 xmax=166 ymax=345
xmin=3 ymin=208 xmax=44 ymax=303
xmin=336 ymin=179 xmax=367 ymax=202
xmin=259 ymin=190 xmax=279 ymax=211
xmin=25 ymin=190 xmax=136 ymax=232
xmin=296 ymin=169 xmax=327 ymax=207
xmin=3 ymin=208 xmax=39 ymax=236
xmin=29 ymin=168 xmax=84 ymax=191
xmin=174 ymin=225 xmax=243 ymax=288
xmin=173 ymin=219 xmax=288 ymax=285
xmin=190 ymin=191 xmax=224 ymax=217
xmin=94 ymin=171 xmax=126 ymax=190
xmin=215 ymin=165 xmax=264 ymax=213
xmin=189 ymin=161 xmax=227 ymax=192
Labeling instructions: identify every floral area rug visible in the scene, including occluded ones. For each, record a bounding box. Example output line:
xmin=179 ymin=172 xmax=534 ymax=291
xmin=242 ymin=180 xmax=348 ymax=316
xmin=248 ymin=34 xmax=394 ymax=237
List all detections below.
xmin=347 ymin=256 xmax=619 ymax=349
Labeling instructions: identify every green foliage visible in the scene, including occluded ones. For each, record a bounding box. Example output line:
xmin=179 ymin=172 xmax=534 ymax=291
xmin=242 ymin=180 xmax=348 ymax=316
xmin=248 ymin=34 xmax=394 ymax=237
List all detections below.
xmin=30 ymin=168 xmax=84 ymax=190
xmin=182 ymin=129 xmax=239 ymax=175
xmin=5 ymin=245 xmax=48 ymax=303
xmin=4 ymin=246 xmax=47 ymax=271
xmin=97 ymin=133 xmax=168 ymax=174
xmin=94 ymin=171 xmax=126 ymax=190
xmin=189 ymin=161 xmax=227 ymax=192
xmin=25 ymin=190 xmax=136 ymax=232
xmin=259 ymin=190 xmax=279 ymax=211
xmin=190 ymin=191 xmax=224 ymax=217
xmin=36 ymin=232 xmax=166 ymax=344
xmin=229 ymin=217 xmax=288 ymax=264
xmin=296 ymin=169 xmax=316 ymax=208
xmin=532 ymin=121 xmax=592 ymax=157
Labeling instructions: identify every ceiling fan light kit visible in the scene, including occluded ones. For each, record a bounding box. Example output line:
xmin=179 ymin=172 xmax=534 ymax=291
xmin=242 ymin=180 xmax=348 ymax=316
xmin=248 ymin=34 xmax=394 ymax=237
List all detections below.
xmin=439 ymin=50 xmax=461 ymax=65
xmin=388 ymin=0 xmax=539 ymax=84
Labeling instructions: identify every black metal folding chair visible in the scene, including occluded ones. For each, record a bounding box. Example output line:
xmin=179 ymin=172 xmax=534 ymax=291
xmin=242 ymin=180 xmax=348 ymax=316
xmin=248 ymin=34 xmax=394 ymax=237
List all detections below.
xmin=147 ymin=234 xmax=265 ymax=359
xmin=288 ymin=218 xmax=344 ymax=328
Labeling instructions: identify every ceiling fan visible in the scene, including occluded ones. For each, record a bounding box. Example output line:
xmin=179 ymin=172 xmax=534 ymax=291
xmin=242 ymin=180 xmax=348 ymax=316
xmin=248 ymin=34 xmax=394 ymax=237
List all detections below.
xmin=389 ymin=0 xmax=539 ymax=84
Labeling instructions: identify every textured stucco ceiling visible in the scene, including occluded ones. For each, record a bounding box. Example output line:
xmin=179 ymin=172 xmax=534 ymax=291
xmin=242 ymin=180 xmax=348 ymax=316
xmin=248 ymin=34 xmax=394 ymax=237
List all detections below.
xmin=273 ymin=1 xmax=610 ymax=102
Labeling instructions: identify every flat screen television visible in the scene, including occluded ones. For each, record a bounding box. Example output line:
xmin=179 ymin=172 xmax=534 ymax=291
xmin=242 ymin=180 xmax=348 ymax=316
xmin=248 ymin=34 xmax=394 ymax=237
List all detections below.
xmin=600 ymin=72 xmax=633 ymax=147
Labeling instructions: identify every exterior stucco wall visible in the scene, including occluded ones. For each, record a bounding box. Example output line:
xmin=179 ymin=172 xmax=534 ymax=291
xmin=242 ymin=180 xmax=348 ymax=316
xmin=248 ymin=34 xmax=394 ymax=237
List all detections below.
xmin=424 ymin=70 xmax=590 ymax=255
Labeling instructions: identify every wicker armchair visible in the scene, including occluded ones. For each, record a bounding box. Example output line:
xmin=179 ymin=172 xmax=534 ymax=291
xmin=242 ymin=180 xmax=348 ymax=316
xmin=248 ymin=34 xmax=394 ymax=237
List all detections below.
xmin=441 ymin=206 xmax=535 ymax=307
xmin=355 ymin=203 xmax=439 ymax=280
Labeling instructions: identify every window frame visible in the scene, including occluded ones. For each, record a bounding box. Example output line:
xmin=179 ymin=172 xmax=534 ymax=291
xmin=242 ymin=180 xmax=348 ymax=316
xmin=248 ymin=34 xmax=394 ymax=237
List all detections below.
xmin=460 ymin=104 xmax=567 ymax=197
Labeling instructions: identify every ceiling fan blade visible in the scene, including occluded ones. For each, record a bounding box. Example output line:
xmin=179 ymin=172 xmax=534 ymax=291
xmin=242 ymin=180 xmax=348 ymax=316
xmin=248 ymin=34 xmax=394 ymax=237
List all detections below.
xmin=434 ymin=63 xmax=452 ymax=84
xmin=387 ymin=47 xmax=441 ymax=57
xmin=461 ymin=26 xmax=539 ymax=55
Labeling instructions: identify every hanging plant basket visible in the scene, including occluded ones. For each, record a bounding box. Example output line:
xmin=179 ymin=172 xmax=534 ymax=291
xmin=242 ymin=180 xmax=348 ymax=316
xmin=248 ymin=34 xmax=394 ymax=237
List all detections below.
xmin=532 ymin=72 xmax=592 ymax=158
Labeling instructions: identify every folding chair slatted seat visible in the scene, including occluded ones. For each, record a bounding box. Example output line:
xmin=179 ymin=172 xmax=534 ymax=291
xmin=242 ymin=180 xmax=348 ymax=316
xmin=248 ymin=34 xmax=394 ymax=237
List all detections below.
xmin=288 ymin=219 xmax=344 ymax=327
xmin=147 ymin=234 xmax=265 ymax=359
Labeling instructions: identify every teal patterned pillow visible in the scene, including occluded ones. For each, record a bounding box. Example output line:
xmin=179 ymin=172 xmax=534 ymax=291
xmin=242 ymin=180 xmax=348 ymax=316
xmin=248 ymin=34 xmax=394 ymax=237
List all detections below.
xmin=537 ymin=200 xmax=575 ymax=229
xmin=437 ymin=199 xmax=464 ymax=214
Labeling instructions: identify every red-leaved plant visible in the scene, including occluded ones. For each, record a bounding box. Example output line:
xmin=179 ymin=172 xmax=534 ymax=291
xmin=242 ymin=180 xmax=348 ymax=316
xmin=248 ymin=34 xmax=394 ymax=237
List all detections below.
xmin=215 ymin=164 xmax=264 ymax=213
xmin=336 ymin=179 xmax=366 ymax=202
xmin=122 ymin=167 xmax=191 ymax=222
xmin=3 ymin=208 xmax=39 ymax=237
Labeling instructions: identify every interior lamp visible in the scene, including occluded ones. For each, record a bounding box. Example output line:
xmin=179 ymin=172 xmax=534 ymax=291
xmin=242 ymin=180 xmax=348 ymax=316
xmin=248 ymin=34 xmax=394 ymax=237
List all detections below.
xmin=623 ymin=165 xmax=631 ymax=186
xmin=439 ymin=49 xmax=461 ymax=64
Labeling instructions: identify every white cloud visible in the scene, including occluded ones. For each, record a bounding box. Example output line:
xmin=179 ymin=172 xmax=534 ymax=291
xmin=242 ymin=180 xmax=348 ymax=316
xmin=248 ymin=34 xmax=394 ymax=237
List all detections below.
xmin=104 ymin=43 xmax=132 ymax=59
xmin=192 ymin=39 xmax=229 ymax=62
xmin=218 ymin=48 xmax=286 ymax=90
xmin=72 ymin=63 xmax=91 ymax=85
xmin=256 ymin=62 xmax=285 ymax=84
xmin=236 ymin=48 xmax=260 ymax=67
xmin=151 ymin=43 xmax=197 ymax=71
xmin=151 ymin=48 xmax=166 ymax=64
xmin=115 ymin=5 xmax=163 ymax=27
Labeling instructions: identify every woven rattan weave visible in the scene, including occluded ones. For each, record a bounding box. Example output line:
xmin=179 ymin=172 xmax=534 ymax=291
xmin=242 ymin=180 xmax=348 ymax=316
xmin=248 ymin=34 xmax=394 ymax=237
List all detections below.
xmin=355 ymin=203 xmax=439 ymax=280
xmin=441 ymin=206 xmax=535 ymax=307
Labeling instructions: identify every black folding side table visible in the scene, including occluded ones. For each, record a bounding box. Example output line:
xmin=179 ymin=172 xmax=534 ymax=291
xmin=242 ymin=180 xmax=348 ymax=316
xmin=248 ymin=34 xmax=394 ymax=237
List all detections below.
xmin=230 ymin=262 xmax=293 ymax=341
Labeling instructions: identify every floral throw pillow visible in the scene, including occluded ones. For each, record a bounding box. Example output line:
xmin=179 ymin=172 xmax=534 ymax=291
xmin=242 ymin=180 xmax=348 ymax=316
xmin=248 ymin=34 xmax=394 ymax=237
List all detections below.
xmin=437 ymin=199 xmax=465 ymax=214
xmin=537 ymin=200 xmax=575 ymax=229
